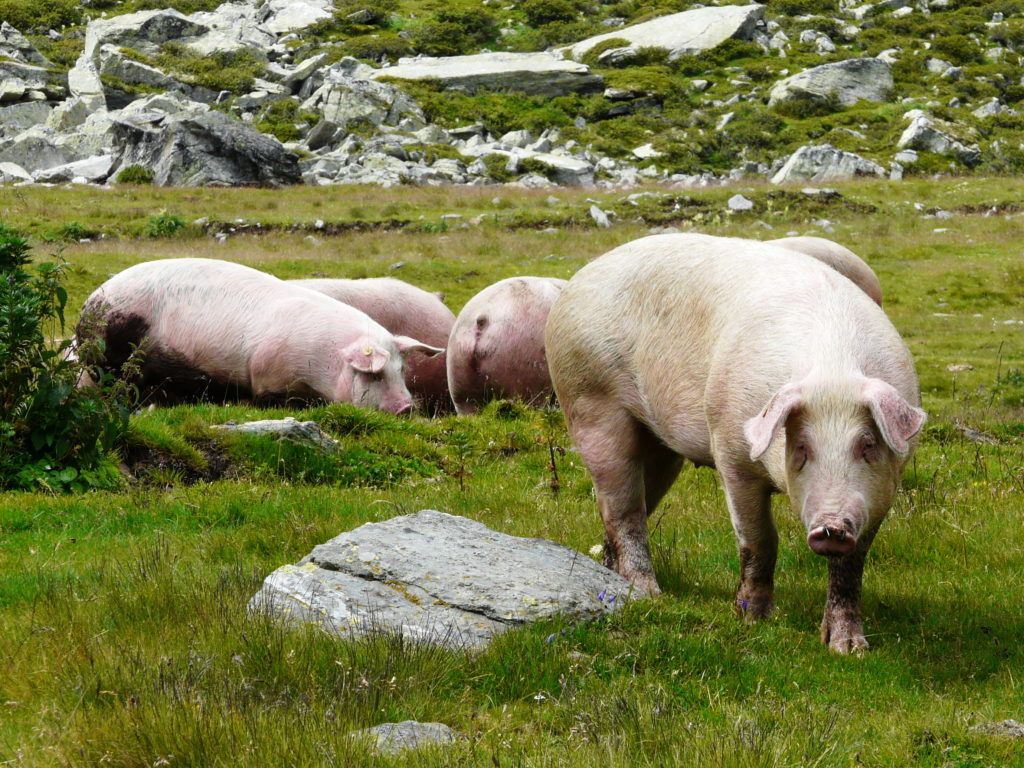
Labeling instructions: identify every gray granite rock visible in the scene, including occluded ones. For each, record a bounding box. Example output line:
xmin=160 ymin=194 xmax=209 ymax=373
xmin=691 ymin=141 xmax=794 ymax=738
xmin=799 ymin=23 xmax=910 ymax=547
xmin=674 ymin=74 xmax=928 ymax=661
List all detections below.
xmin=0 ymin=22 xmax=52 ymax=66
xmin=250 ymin=509 xmax=632 ymax=648
xmin=770 ymin=143 xmax=886 ymax=184
xmin=768 ymin=58 xmax=893 ymax=107
xmin=565 ymin=4 xmax=765 ymax=62
xmin=351 ymin=721 xmax=461 ymax=755
xmin=111 ymin=110 xmax=301 ymax=186
xmin=373 ymin=52 xmax=604 ymax=98
xmin=897 ymin=111 xmax=980 ymax=166
xmin=212 ymin=417 xmax=339 ymax=453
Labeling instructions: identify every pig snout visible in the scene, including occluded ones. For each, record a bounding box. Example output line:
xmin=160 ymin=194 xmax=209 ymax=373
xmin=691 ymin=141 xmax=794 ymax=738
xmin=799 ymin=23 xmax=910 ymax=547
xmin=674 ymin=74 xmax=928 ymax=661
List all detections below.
xmin=807 ymin=524 xmax=856 ymax=556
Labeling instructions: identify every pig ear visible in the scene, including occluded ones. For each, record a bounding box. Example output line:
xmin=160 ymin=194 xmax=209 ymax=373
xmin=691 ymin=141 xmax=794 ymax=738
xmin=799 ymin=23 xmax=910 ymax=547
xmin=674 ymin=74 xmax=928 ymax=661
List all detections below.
xmin=433 ymin=291 xmax=447 ymax=303
xmin=862 ymin=378 xmax=926 ymax=455
xmin=393 ymin=336 xmax=445 ymax=358
xmin=344 ymin=342 xmax=390 ymax=374
xmin=743 ymin=382 xmax=805 ymax=461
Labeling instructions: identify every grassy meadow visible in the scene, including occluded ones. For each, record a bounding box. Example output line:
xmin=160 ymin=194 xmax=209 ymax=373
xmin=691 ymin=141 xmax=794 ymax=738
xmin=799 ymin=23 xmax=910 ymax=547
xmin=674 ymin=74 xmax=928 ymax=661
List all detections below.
xmin=1 ymin=176 xmax=1023 ymax=767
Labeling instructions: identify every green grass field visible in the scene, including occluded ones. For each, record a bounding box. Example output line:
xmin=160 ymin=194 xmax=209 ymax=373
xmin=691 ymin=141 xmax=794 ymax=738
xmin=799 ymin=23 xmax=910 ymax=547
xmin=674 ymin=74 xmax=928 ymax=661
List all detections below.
xmin=1 ymin=177 xmax=1022 ymax=766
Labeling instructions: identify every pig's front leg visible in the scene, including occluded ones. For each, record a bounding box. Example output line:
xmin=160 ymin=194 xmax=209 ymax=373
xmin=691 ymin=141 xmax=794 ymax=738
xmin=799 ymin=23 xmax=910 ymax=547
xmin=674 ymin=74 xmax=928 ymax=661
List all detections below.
xmin=720 ymin=466 xmax=777 ymax=621
xmin=821 ymin=520 xmax=881 ymax=653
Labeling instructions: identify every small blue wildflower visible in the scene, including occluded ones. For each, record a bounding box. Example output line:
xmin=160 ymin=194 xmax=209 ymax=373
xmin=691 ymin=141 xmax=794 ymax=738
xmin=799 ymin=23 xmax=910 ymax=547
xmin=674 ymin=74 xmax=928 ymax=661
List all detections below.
xmin=545 ymin=633 xmax=556 ymax=643
xmin=607 ymin=595 xmax=616 ymax=604
xmin=740 ymin=599 xmax=748 ymax=612
xmin=597 ymin=590 xmax=606 ymax=601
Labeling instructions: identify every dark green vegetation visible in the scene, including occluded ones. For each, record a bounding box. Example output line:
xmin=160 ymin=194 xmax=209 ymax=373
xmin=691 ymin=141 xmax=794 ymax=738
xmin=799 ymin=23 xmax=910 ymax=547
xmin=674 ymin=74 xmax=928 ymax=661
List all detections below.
xmin=1 ymin=177 xmax=1023 ymax=765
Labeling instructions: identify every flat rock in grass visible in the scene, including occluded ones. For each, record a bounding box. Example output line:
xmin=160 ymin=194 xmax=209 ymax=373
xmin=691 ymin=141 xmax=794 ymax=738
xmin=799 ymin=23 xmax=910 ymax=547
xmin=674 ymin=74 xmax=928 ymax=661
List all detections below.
xmin=371 ymin=52 xmax=604 ymax=98
xmin=250 ymin=509 xmax=632 ymax=648
xmin=564 ymin=4 xmax=765 ymax=62
xmin=970 ymin=719 xmax=1024 ymax=739
xmin=351 ymin=721 xmax=461 ymax=755
xmin=212 ymin=417 xmax=339 ymax=454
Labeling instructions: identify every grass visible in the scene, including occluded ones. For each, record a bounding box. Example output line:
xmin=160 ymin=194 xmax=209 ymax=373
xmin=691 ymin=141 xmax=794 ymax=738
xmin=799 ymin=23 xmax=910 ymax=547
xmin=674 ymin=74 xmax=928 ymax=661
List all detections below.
xmin=1 ymin=177 xmax=1023 ymax=766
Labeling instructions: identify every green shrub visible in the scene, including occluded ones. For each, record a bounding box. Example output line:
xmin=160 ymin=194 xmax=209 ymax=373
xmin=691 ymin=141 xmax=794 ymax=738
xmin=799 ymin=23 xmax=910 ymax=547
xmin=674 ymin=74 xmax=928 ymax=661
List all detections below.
xmin=144 ymin=211 xmax=187 ymax=238
xmin=725 ymin=106 xmax=788 ymax=151
xmin=0 ymin=0 xmax=81 ymax=31
xmin=155 ymin=44 xmax=264 ymax=94
xmin=435 ymin=5 xmax=497 ymax=42
xmin=772 ymin=93 xmax=841 ymax=119
xmin=334 ymin=0 xmax=398 ymax=28
xmin=522 ymin=0 xmax=578 ymax=26
xmin=408 ymin=21 xmax=471 ymax=56
xmin=115 ymin=165 xmax=155 ymax=185
xmin=482 ymin=154 xmax=515 ymax=183
xmin=766 ymin=0 xmax=836 ymax=13
xmin=931 ymin=34 xmax=984 ymax=65
xmin=334 ymin=34 xmax=413 ymax=63
xmin=580 ymin=37 xmax=632 ymax=68
xmin=0 ymin=226 xmax=132 ymax=492
xmin=254 ymin=99 xmax=319 ymax=143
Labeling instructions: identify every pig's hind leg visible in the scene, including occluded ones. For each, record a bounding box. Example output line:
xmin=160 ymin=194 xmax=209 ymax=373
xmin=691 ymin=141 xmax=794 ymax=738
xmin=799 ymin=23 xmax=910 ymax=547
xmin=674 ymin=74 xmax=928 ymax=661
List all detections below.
xmin=566 ymin=396 xmax=676 ymax=596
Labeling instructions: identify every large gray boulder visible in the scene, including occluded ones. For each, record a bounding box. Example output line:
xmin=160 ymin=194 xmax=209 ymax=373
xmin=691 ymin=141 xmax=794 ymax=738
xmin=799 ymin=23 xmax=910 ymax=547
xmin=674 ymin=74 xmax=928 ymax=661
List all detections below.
xmin=250 ymin=509 xmax=632 ymax=648
xmin=82 ymin=9 xmax=210 ymax=60
xmin=0 ymin=22 xmax=52 ymax=66
xmin=212 ymin=417 xmax=339 ymax=454
xmin=0 ymin=102 xmax=52 ymax=137
xmin=564 ymin=4 xmax=765 ymax=62
xmin=0 ymin=61 xmax=67 ymax=102
xmin=188 ymin=2 xmax=275 ymax=56
xmin=373 ymin=52 xmax=604 ymax=98
xmin=770 ymin=143 xmax=886 ymax=184
xmin=111 ymin=110 xmax=301 ymax=186
xmin=351 ymin=721 xmax=461 ymax=756
xmin=897 ymin=111 xmax=980 ymax=166
xmin=96 ymin=45 xmax=219 ymax=108
xmin=259 ymin=0 xmax=335 ymax=35
xmin=302 ymin=63 xmax=427 ymax=136
xmin=768 ymin=58 xmax=893 ymax=107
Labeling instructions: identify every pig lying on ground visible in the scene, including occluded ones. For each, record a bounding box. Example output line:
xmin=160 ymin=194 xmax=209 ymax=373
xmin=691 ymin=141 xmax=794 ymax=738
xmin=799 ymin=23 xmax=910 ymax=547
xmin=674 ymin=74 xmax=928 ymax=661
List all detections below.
xmin=770 ymin=236 xmax=883 ymax=305
xmin=447 ymin=276 xmax=567 ymax=415
xmin=289 ymin=277 xmax=456 ymax=416
xmin=545 ymin=233 xmax=925 ymax=653
xmin=77 ymin=258 xmax=442 ymax=412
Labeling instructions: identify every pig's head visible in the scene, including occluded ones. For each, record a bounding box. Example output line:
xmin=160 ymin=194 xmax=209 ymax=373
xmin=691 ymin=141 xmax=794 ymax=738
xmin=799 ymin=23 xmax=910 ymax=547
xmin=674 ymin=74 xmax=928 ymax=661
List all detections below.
xmin=743 ymin=376 xmax=926 ymax=556
xmin=338 ymin=336 xmax=443 ymax=414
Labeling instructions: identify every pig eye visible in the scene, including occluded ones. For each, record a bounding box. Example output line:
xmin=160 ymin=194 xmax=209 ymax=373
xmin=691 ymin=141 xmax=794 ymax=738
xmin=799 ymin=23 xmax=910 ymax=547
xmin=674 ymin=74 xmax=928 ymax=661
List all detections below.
xmin=859 ymin=435 xmax=877 ymax=463
xmin=794 ymin=443 xmax=808 ymax=471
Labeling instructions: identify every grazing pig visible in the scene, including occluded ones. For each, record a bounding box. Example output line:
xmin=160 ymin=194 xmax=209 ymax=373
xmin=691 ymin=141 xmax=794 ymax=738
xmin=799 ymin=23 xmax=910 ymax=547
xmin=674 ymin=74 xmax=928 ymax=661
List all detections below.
xmin=289 ymin=277 xmax=456 ymax=416
xmin=77 ymin=258 xmax=442 ymax=412
xmin=770 ymin=236 xmax=883 ymax=305
xmin=447 ymin=276 xmax=567 ymax=415
xmin=545 ymin=234 xmax=925 ymax=653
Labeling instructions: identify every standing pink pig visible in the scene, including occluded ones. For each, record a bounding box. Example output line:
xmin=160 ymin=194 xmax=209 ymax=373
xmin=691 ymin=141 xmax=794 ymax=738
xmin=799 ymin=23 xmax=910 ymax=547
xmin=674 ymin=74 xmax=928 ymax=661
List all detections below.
xmin=447 ymin=276 xmax=567 ymax=415
xmin=545 ymin=234 xmax=925 ymax=653
xmin=77 ymin=258 xmax=441 ymax=412
xmin=289 ymin=277 xmax=455 ymax=416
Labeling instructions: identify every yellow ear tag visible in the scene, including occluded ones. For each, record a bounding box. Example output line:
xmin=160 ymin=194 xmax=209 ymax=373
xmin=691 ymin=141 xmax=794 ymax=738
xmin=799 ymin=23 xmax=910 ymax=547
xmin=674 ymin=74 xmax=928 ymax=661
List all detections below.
xmin=364 ymin=347 xmax=373 ymax=356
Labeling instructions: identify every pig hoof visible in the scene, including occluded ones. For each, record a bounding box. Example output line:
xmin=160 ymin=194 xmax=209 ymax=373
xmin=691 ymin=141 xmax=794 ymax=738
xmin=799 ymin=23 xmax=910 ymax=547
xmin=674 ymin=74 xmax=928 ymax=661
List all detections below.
xmin=735 ymin=597 xmax=774 ymax=622
xmin=821 ymin=620 xmax=869 ymax=653
xmin=621 ymin=570 xmax=661 ymax=597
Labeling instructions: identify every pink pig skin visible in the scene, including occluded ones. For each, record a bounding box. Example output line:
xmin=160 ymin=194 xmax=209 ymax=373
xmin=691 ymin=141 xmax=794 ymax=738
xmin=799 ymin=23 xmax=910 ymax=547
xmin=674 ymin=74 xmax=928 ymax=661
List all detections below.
xmin=289 ymin=277 xmax=455 ymax=416
xmin=447 ymin=276 xmax=567 ymax=415
xmin=545 ymin=233 xmax=925 ymax=653
xmin=769 ymin=235 xmax=883 ymax=305
xmin=78 ymin=258 xmax=441 ymax=413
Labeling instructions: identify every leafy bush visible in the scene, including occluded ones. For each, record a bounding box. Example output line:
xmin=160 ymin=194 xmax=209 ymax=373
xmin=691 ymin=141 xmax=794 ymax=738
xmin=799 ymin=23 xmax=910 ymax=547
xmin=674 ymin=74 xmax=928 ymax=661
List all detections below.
xmin=931 ymin=34 xmax=984 ymax=65
xmin=408 ymin=20 xmax=472 ymax=56
xmin=144 ymin=212 xmax=187 ymax=238
xmin=116 ymin=165 xmax=155 ymax=185
xmin=0 ymin=226 xmax=132 ymax=492
xmin=434 ymin=5 xmax=497 ymax=42
xmin=522 ymin=0 xmax=578 ymax=26
xmin=772 ymin=93 xmax=841 ymax=119
xmin=155 ymin=44 xmax=264 ymax=94
xmin=580 ymin=37 xmax=633 ymax=68
xmin=334 ymin=34 xmax=413 ymax=63
xmin=0 ymin=0 xmax=81 ymax=31
xmin=254 ymin=99 xmax=320 ymax=143
xmin=766 ymin=0 xmax=836 ymax=13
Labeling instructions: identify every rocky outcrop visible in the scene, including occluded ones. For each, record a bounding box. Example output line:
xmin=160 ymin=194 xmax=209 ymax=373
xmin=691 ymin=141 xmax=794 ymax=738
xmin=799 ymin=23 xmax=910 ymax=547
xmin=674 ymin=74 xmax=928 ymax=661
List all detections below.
xmin=897 ymin=110 xmax=981 ymax=166
xmin=111 ymin=110 xmax=301 ymax=186
xmin=302 ymin=60 xmax=427 ymax=136
xmin=250 ymin=509 xmax=632 ymax=648
xmin=564 ymin=4 xmax=765 ymax=62
xmin=768 ymin=58 xmax=893 ymax=107
xmin=770 ymin=143 xmax=886 ymax=184
xmin=0 ymin=21 xmax=53 ymax=66
xmin=373 ymin=52 xmax=604 ymax=98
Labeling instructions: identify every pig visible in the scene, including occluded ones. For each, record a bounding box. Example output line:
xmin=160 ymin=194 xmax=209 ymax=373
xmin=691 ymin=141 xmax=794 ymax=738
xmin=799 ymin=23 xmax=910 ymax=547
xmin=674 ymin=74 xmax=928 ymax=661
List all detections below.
xmin=770 ymin=236 xmax=883 ymax=305
xmin=288 ymin=277 xmax=456 ymax=416
xmin=77 ymin=258 xmax=442 ymax=413
xmin=447 ymin=276 xmax=567 ymax=415
xmin=545 ymin=233 xmax=925 ymax=653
